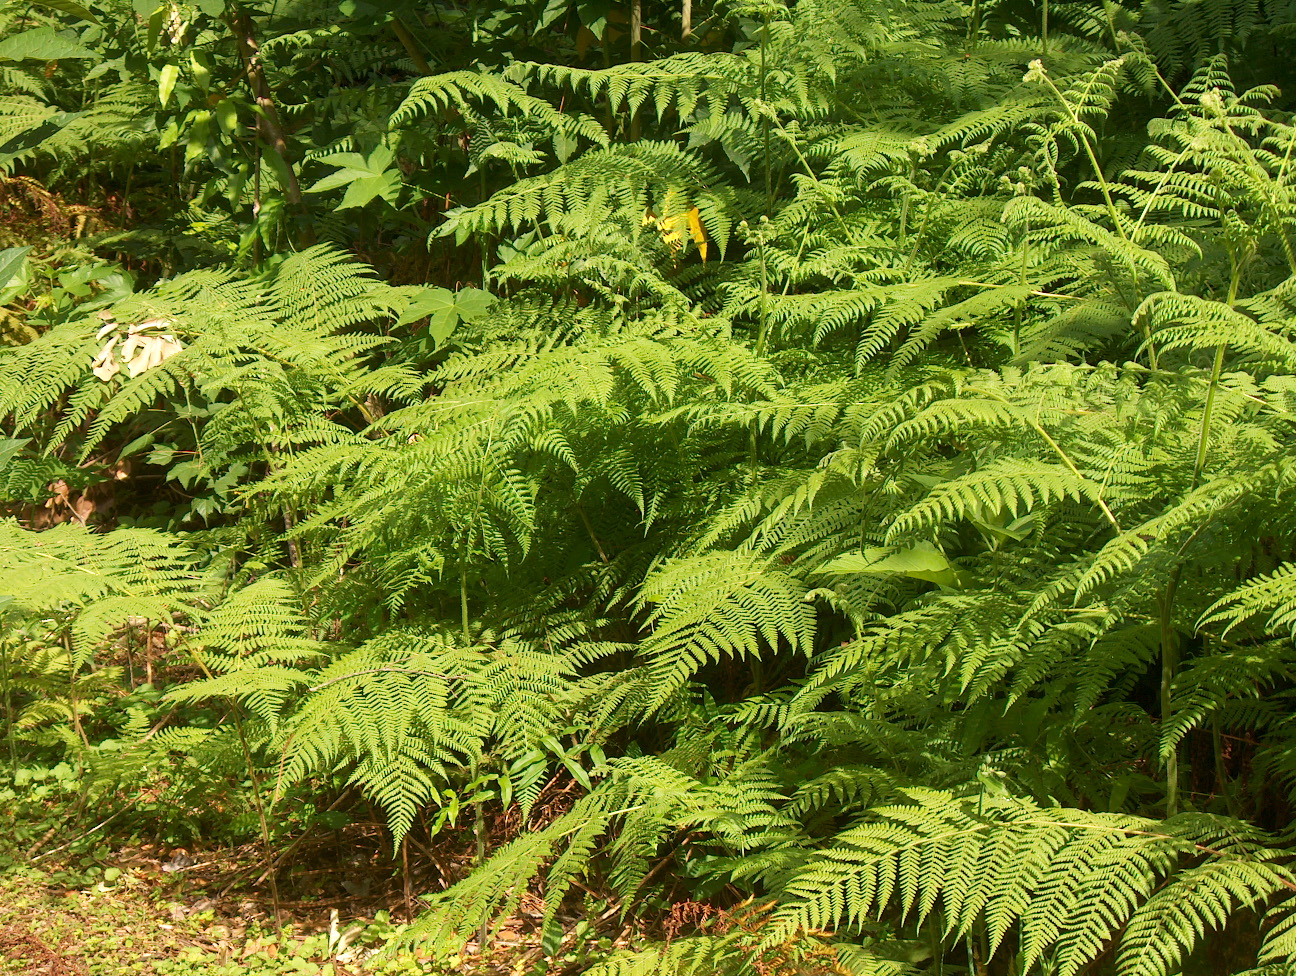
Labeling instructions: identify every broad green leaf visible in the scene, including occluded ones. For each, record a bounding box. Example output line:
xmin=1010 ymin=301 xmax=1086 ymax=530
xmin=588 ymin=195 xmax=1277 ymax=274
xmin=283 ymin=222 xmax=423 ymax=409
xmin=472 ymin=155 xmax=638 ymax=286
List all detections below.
xmin=307 ymin=147 xmax=401 ymax=208
xmin=23 ymin=0 xmax=100 ymax=23
xmin=158 ymin=62 xmax=180 ymax=107
xmin=0 ymin=111 xmax=82 ymax=166
xmin=536 ymin=0 xmax=568 ymax=31
xmin=0 ymin=27 xmax=99 ymax=62
xmin=214 ymin=98 xmax=238 ymax=135
xmin=0 ymin=437 xmax=29 ymax=470
xmin=189 ymin=51 xmax=211 ymax=91
xmin=337 ymin=171 xmax=402 ymax=209
xmin=816 ymin=542 xmax=964 ymax=587
xmin=0 ymin=246 xmax=31 ymax=299
xmin=553 ymin=129 xmax=579 ymax=163
xmin=395 ymin=286 xmax=495 ymax=345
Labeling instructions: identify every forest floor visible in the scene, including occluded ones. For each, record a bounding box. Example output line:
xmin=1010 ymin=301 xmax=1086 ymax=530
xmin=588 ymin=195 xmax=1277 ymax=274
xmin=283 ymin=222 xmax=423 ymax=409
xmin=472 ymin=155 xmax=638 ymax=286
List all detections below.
xmin=0 ymin=848 xmax=433 ymax=975
xmin=0 ymin=833 xmax=629 ymax=976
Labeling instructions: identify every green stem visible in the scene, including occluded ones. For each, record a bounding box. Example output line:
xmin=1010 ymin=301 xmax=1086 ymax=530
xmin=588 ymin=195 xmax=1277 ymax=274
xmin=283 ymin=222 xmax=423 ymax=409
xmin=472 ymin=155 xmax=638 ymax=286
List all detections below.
xmin=0 ymin=633 xmax=15 ymax=779
xmin=179 ymin=639 xmax=281 ymax=926
xmin=475 ymin=797 xmax=489 ymax=949
xmin=389 ymin=16 xmax=432 ymax=75
xmin=760 ymin=14 xmax=772 ymax=215
xmin=63 ymin=628 xmax=88 ymax=751
xmin=232 ymin=711 xmax=284 ymax=928
xmin=1158 ymin=583 xmax=1180 ymax=816
xmin=1037 ymin=72 xmax=1146 ymax=325
xmin=1158 ymin=260 xmax=1241 ymax=818
xmin=460 ymin=566 xmax=471 ymax=644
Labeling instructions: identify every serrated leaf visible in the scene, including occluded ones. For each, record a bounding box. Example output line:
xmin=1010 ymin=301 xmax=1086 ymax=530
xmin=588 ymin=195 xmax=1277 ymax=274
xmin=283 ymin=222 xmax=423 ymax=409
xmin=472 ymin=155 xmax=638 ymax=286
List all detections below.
xmin=395 ymin=286 xmax=495 ymax=347
xmin=337 ymin=171 xmax=402 ymax=209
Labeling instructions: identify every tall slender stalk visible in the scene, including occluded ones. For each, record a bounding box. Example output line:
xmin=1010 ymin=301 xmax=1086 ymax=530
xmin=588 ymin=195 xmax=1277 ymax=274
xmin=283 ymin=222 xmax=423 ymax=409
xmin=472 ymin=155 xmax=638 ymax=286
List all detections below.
xmin=0 ymin=631 xmax=16 ymax=779
xmin=181 ymin=638 xmax=282 ymax=926
xmin=475 ymin=801 xmax=488 ymax=948
xmin=460 ymin=565 xmax=471 ymax=644
xmin=1157 ymin=257 xmax=1243 ymax=817
xmin=232 ymin=711 xmax=284 ymax=926
xmin=63 ymin=627 xmax=88 ymax=750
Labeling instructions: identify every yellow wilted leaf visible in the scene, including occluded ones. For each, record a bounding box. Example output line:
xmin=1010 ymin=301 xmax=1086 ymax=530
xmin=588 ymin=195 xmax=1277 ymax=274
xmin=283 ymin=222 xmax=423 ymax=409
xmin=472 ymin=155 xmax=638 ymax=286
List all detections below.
xmin=686 ymin=206 xmax=709 ymax=262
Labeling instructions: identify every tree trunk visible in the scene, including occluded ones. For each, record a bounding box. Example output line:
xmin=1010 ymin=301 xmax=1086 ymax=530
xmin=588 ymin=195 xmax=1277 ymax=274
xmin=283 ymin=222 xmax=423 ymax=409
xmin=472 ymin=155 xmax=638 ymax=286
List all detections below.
xmin=226 ymin=3 xmax=306 ymax=210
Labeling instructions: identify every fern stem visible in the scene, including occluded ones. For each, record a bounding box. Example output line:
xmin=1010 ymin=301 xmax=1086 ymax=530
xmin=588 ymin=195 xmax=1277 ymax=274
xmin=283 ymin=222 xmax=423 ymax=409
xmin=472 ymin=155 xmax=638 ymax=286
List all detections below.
xmin=461 ymin=566 xmax=471 ymax=644
xmin=630 ymin=0 xmax=642 ymax=61
xmin=1190 ymin=258 xmax=1241 ymax=489
xmin=0 ymin=633 xmax=15 ymax=779
xmin=756 ymin=230 xmax=770 ymax=357
xmin=629 ymin=0 xmax=643 ymax=141
xmin=402 ymin=836 xmax=414 ymax=921
xmin=976 ymin=389 xmax=1121 ymax=532
xmin=1158 ymin=261 xmax=1240 ymax=818
xmin=232 ymin=711 xmax=284 ymax=927
xmin=179 ymin=640 xmax=283 ymax=925
xmin=1158 ymin=583 xmax=1181 ymax=817
xmin=760 ymin=10 xmax=772 ymax=215
xmin=1036 ymin=69 xmax=1146 ymax=316
xmin=903 ymin=159 xmax=960 ymax=275
xmin=576 ymin=504 xmax=610 ymax=563
xmin=63 ymin=627 xmax=88 ymax=750
xmin=475 ymin=799 xmax=489 ymax=949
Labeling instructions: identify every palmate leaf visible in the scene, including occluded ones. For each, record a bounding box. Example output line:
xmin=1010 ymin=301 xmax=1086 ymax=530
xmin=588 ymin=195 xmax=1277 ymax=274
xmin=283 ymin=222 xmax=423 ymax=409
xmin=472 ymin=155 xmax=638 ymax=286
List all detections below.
xmin=306 ymin=145 xmax=403 ymax=209
xmin=393 ymin=285 xmax=495 ymax=346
